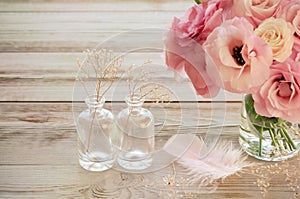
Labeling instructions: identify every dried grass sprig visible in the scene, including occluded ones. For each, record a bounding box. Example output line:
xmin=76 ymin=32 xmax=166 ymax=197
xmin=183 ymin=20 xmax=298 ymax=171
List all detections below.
xmin=76 ymin=49 xmax=125 ymax=101
xmin=76 ymin=49 xmax=125 ymax=152
xmin=248 ymin=156 xmax=300 ymax=198
xmin=126 ymin=59 xmax=153 ymax=99
xmin=138 ymin=83 xmax=173 ymax=103
xmin=126 ymin=60 xmax=173 ymax=103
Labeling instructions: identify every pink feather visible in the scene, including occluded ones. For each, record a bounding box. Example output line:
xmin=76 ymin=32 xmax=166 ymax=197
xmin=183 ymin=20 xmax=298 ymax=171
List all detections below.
xmin=164 ymin=134 xmax=255 ymax=186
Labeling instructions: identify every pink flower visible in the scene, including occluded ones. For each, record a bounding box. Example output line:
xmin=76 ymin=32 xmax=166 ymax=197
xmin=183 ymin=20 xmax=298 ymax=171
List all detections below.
xmin=278 ymin=0 xmax=300 ymax=63
xmin=199 ymin=0 xmax=233 ymax=42
xmin=167 ymin=5 xmax=205 ymax=48
xmin=277 ymin=0 xmax=300 ymax=36
xmin=253 ymin=59 xmax=300 ymax=123
xmin=165 ymin=45 xmax=221 ymax=98
xmin=291 ymin=36 xmax=300 ymax=62
xmin=186 ymin=65 xmax=221 ymax=98
xmin=231 ymin=0 xmax=282 ymax=27
xmin=203 ymin=17 xmax=273 ymax=93
xmin=165 ymin=2 xmax=227 ymax=47
xmin=164 ymin=2 xmax=228 ymax=98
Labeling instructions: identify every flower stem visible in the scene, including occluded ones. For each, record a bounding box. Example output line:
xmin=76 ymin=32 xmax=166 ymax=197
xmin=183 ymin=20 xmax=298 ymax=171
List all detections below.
xmin=86 ymin=107 xmax=97 ymax=153
xmin=281 ymin=128 xmax=296 ymax=150
xmin=279 ymin=129 xmax=289 ymax=150
xmin=269 ymin=128 xmax=276 ymax=146
xmin=259 ymin=124 xmax=263 ymax=156
xmin=270 ymin=124 xmax=283 ymax=153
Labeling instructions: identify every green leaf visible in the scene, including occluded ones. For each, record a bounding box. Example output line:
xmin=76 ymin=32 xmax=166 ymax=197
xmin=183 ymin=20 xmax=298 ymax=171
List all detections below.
xmin=194 ymin=0 xmax=201 ymax=4
xmin=243 ymin=94 xmax=298 ymax=156
xmin=244 ymin=94 xmax=278 ymax=129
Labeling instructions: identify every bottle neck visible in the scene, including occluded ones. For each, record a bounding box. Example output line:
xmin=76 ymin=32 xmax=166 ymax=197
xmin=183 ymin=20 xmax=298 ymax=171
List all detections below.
xmin=85 ymin=95 xmax=105 ymax=113
xmin=126 ymin=94 xmax=144 ymax=115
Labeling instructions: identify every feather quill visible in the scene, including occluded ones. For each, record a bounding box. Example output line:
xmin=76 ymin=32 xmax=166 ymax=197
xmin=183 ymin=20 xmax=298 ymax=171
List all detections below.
xmin=163 ymin=134 xmax=255 ymax=186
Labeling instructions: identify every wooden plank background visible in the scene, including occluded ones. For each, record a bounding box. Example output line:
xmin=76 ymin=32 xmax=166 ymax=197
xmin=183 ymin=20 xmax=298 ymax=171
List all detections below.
xmin=0 ymin=1 xmax=299 ymax=198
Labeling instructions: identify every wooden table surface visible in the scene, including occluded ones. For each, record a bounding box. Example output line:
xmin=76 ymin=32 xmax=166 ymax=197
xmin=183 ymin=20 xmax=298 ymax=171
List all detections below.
xmin=0 ymin=1 xmax=299 ymax=198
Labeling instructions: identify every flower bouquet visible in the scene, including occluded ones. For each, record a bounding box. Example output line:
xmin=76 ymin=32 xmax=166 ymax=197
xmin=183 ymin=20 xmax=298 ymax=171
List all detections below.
xmin=165 ymin=0 xmax=300 ymax=161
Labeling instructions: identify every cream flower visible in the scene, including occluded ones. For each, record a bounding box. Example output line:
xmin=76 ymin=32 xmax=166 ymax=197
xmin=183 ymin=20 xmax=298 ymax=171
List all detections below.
xmin=254 ymin=18 xmax=294 ymax=62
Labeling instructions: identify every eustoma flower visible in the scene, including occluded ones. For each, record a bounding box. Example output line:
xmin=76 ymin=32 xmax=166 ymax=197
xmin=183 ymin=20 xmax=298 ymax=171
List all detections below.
xmin=203 ymin=17 xmax=273 ymax=93
xmin=165 ymin=0 xmax=300 ymax=163
xmin=166 ymin=1 xmax=224 ymax=47
xmin=165 ymin=40 xmax=220 ymax=98
xmin=253 ymin=59 xmax=300 ymax=123
xmin=165 ymin=2 xmax=229 ymax=97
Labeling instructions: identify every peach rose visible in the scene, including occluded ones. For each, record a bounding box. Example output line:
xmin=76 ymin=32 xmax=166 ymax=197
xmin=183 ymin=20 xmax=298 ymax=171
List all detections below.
xmin=291 ymin=36 xmax=300 ymax=62
xmin=254 ymin=18 xmax=294 ymax=62
xmin=231 ymin=0 xmax=281 ymax=27
xmin=203 ymin=17 xmax=273 ymax=94
xmin=253 ymin=59 xmax=300 ymax=123
xmin=277 ymin=0 xmax=300 ymax=36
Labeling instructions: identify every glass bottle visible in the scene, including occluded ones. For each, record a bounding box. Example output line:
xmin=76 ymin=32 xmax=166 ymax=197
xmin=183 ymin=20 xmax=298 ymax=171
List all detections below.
xmin=116 ymin=94 xmax=155 ymax=170
xmin=77 ymin=95 xmax=115 ymax=171
xmin=239 ymin=94 xmax=300 ymax=161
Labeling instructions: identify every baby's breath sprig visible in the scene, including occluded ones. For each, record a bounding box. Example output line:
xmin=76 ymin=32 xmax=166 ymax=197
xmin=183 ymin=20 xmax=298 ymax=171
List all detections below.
xmin=76 ymin=49 xmax=125 ymax=152
xmin=126 ymin=59 xmax=153 ymax=99
xmin=138 ymin=83 xmax=173 ymax=103
xmin=249 ymin=158 xmax=300 ymax=198
xmin=126 ymin=60 xmax=173 ymax=103
xmin=76 ymin=49 xmax=125 ymax=101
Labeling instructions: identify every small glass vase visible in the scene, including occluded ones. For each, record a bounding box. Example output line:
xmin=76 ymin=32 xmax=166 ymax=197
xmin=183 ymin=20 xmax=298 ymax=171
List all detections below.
xmin=239 ymin=94 xmax=300 ymax=161
xmin=116 ymin=94 xmax=155 ymax=170
xmin=77 ymin=95 xmax=115 ymax=171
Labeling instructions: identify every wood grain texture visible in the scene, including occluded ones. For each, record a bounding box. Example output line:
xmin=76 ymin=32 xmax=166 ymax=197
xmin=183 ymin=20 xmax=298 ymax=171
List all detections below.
xmin=0 ymin=52 xmax=241 ymax=102
xmin=0 ymin=103 xmax=299 ymax=198
xmin=0 ymin=102 xmax=240 ymax=165
xmin=0 ymin=1 xmax=299 ymax=199
xmin=0 ymin=1 xmax=190 ymax=53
